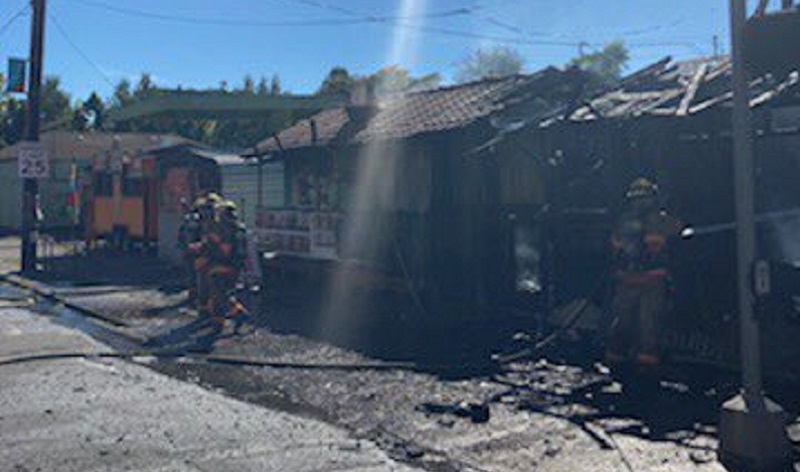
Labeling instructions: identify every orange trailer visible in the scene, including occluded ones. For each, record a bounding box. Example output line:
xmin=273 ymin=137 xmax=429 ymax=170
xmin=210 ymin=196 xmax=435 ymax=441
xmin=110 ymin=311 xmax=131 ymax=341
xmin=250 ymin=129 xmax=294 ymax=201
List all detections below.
xmin=87 ymin=143 xmax=220 ymax=252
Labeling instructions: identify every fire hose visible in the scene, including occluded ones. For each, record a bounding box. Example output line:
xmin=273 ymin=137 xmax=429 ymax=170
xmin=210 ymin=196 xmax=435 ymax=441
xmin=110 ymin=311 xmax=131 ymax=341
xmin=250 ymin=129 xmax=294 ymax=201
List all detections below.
xmin=0 ymin=349 xmax=418 ymax=371
xmin=680 ymin=206 xmax=800 ymax=238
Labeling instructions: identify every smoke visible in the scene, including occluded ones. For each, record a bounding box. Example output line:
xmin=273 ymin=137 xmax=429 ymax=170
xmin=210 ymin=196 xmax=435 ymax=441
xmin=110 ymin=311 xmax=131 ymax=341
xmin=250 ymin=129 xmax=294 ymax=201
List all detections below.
xmin=768 ymin=215 xmax=800 ymax=265
xmin=514 ymin=223 xmax=542 ymax=293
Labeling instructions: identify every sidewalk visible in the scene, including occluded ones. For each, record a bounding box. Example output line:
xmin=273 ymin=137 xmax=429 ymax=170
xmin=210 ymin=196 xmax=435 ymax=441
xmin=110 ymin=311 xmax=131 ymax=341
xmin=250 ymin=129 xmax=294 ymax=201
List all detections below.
xmin=0 ymin=302 xmax=419 ymax=472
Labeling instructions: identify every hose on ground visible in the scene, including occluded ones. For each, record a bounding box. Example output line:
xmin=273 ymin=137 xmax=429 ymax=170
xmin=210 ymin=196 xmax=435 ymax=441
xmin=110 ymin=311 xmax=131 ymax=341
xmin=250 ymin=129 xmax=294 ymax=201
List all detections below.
xmin=0 ymin=350 xmax=419 ymax=371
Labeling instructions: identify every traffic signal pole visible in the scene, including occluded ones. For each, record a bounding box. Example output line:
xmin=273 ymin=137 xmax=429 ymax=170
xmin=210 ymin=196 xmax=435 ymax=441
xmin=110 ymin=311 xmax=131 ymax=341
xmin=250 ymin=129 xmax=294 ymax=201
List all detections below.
xmin=21 ymin=0 xmax=46 ymax=273
xmin=717 ymin=0 xmax=791 ymax=469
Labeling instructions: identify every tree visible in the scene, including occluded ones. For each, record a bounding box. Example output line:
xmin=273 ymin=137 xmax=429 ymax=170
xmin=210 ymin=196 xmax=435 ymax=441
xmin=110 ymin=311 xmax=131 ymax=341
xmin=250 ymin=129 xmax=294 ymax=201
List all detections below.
xmin=269 ymin=74 xmax=282 ymax=96
xmin=367 ymin=66 xmax=440 ymax=96
xmin=369 ymin=66 xmax=410 ymax=95
xmin=317 ymin=65 xmax=440 ymax=98
xmin=0 ymin=73 xmax=24 ymax=145
xmin=112 ymin=79 xmax=134 ymax=108
xmin=242 ymin=74 xmax=255 ymax=94
xmin=569 ymin=41 xmax=630 ymax=87
xmin=1 ymin=97 xmax=25 ymax=146
xmin=0 ymin=75 xmax=72 ymax=138
xmin=455 ymin=46 xmax=524 ymax=83
xmin=257 ymin=76 xmax=269 ymax=95
xmin=40 ymin=76 xmax=73 ymax=125
xmin=134 ymin=73 xmax=154 ymax=98
xmin=406 ymin=72 xmax=441 ymax=92
xmin=318 ymin=66 xmax=354 ymax=97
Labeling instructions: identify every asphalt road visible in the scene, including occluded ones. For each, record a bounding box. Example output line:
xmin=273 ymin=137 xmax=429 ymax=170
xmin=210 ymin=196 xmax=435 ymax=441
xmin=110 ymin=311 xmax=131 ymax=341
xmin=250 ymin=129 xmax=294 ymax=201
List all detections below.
xmin=0 ymin=303 xmax=419 ymax=472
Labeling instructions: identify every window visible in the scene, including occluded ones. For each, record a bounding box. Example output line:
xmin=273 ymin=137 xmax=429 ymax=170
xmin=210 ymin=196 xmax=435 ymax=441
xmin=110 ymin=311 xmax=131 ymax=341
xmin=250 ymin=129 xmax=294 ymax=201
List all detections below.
xmin=93 ymin=173 xmax=113 ymax=197
xmin=123 ymin=177 xmax=144 ymax=197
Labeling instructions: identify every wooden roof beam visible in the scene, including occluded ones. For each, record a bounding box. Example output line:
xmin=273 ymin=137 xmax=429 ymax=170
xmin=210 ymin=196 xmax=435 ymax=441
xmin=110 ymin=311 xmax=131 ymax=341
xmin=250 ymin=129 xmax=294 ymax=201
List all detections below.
xmin=677 ymin=63 xmax=709 ymax=116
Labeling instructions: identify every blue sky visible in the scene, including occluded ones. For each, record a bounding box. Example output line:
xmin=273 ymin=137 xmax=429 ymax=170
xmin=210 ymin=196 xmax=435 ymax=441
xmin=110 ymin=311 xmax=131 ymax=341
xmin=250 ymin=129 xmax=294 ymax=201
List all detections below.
xmin=0 ymin=0 xmax=762 ymax=102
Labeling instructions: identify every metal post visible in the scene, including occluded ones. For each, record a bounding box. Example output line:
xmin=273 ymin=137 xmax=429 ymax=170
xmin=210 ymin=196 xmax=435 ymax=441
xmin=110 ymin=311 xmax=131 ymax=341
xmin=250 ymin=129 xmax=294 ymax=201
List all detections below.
xmin=731 ymin=0 xmax=761 ymax=401
xmin=257 ymin=155 xmax=264 ymax=211
xmin=718 ymin=0 xmax=791 ymax=469
xmin=21 ymin=0 xmax=46 ymax=274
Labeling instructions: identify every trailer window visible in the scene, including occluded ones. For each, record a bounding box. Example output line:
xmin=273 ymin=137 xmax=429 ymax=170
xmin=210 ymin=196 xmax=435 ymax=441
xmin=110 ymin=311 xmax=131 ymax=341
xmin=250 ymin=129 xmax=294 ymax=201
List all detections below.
xmin=123 ymin=177 xmax=144 ymax=197
xmin=93 ymin=173 xmax=113 ymax=197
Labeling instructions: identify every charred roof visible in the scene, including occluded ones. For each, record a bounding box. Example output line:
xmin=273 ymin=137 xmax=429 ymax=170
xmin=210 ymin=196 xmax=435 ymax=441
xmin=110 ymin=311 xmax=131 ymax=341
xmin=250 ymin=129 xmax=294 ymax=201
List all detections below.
xmin=548 ymin=56 xmax=800 ymax=125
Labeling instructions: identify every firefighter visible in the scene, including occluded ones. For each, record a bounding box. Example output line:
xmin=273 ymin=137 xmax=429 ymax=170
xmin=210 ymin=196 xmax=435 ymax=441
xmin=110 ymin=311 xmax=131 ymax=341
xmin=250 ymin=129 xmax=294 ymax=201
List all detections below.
xmin=177 ymin=198 xmax=202 ymax=307
xmin=204 ymin=199 xmax=249 ymax=329
xmin=607 ymin=178 xmax=684 ymax=367
xmin=190 ymin=192 xmax=223 ymax=313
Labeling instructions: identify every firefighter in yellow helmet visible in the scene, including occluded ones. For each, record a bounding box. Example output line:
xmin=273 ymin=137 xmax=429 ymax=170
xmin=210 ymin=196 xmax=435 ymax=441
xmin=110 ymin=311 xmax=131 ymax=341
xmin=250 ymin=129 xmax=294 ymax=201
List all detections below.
xmin=203 ymin=199 xmax=248 ymax=327
xmin=188 ymin=192 xmax=223 ymax=311
xmin=607 ymin=178 xmax=684 ymax=368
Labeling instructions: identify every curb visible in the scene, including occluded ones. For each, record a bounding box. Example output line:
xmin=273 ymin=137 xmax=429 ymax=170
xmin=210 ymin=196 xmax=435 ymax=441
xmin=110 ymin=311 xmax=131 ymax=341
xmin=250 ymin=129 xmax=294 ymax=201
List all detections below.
xmin=0 ymin=272 xmax=132 ymax=328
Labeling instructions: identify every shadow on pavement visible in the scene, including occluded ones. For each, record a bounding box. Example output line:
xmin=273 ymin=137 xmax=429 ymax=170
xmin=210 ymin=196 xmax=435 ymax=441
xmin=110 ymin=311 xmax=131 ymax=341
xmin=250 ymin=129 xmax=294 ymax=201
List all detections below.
xmin=257 ymin=279 xmax=528 ymax=379
xmin=34 ymin=249 xmax=183 ymax=291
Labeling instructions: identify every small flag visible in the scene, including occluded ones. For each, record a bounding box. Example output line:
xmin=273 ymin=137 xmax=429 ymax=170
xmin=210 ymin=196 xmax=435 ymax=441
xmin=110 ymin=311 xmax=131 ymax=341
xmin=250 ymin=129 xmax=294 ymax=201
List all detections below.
xmin=7 ymin=58 xmax=26 ymax=94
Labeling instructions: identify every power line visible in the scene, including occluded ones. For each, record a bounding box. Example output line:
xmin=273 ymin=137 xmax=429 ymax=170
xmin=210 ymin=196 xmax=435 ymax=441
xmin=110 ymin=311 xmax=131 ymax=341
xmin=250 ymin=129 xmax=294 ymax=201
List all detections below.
xmin=481 ymin=14 xmax=688 ymax=42
xmin=446 ymin=0 xmax=702 ymax=56
xmin=65 ymin=0 xmax=705 ymax=53
xmin=71 ymin=0 xmax=471 ymax=28
xmin=281 ymin=0 xmax=581 ymax=47
xmin=401 ymin=22 xmax=579 ymax=47
xmin=282 ymin=0 xmax=702 ymax=51
xmin=0 ymin=3 xmax=30 ymax=38
xmin=69 ymin=0 xmax=580 ymax=48
xmin=471 ymin=10 xmax=700 ymax=53
xmin=280 ymin=0 xmax=472 ymax=21
xmin=48 ymin=13 xmax=115 ymax=87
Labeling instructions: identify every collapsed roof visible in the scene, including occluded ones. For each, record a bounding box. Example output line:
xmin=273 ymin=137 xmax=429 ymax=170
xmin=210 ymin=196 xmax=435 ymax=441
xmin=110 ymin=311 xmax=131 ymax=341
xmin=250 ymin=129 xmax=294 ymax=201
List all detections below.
xmin=551 ymin=56 xmax=800 ymax=125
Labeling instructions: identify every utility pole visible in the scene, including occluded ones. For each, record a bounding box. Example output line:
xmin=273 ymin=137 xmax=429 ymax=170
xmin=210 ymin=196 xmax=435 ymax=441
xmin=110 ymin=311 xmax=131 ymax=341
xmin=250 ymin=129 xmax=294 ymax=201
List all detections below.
xmin=21 ymin=0 xmax=46 ymax=274
xmin=717 ymin=0 xmax=791 ymax=470
xmin=712 ymin=34 xmax=720 ymax=60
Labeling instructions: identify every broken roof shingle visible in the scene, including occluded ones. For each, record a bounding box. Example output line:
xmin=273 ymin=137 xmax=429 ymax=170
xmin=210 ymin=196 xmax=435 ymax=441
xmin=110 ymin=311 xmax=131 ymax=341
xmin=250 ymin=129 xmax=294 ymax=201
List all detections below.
xmin=561 ymin=56 xmax=800 ymax=123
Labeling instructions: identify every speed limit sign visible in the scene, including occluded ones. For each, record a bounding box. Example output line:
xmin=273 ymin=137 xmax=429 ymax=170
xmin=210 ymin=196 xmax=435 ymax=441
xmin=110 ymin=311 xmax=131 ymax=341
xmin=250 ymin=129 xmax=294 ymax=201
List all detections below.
xmin=18 ymin=142 xmax=49 ymax=179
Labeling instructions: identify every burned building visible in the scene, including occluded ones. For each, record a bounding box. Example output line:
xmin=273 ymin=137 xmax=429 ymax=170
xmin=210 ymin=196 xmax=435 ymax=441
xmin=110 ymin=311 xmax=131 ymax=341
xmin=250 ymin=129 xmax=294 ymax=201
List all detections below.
xmin=248 ymin=68 xmax=589 ymax=325
xmin=498 ymin=56 xmax=800 ymax=370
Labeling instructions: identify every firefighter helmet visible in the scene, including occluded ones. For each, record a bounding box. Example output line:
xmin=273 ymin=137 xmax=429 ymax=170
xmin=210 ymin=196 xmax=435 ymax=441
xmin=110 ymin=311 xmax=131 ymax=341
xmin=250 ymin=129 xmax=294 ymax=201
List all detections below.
xmin=217 ymin=200 xmax=239 ymax=221
xmin=626 ymin=177 xmax=658 ymax=200
xmin=194 ymin=194 xmax=218 ymax=221
xmin=205 ymin=192 xmax=223 ymax=205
